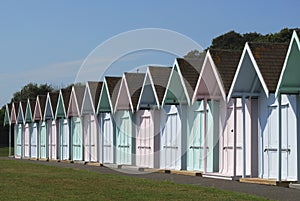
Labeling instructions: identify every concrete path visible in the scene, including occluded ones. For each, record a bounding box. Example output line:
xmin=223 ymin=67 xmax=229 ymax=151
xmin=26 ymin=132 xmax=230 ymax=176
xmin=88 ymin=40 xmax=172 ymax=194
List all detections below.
xmin=2 ymin=157 xmax=300 ymax=201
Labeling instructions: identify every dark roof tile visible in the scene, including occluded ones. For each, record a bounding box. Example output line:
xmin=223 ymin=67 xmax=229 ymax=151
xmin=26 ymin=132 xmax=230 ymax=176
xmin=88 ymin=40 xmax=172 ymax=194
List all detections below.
xmin=210 ymin=49 xmax=242 ymax=94
xmin=148 ymin=66 xmax=172 ymax=104
xmin=248 ymin=42 xmax=289 ymax=92
xmin=124 ymin=73 xmax=145 ymax=110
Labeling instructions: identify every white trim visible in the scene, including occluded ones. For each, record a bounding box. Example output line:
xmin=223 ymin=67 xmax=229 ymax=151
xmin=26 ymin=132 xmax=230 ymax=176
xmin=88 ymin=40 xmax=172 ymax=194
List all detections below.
xmin=275 ymin=31 xmax=300 ymax=97
xmin=5 ymin=104 xmax=11 ymax=125
xmin=97 ymin=78 xmax=114 ymax=113
xmin=81 ymin=82 xmax=96 ymax=115
xmin=44 ymin=93 xmax=54 ymax=120
xmin=137 ymin=68 xmax=160 ymax=110
xmin=162 ymin=58 xmax=190 ymax=106
xmin=227 ymin=43 xmax=269 ymax=102
xmin=114 ymin=74 xmax=134 ymax=113
xmin=193 ymin=51 xmax=226 ymax=104
xmin=55 ymin=90 xmax=68 ymax=119
xmin=32 ymin=96 xmax=41 ymax=121
xmin=66 ymin=87 xmax=81 ymax=118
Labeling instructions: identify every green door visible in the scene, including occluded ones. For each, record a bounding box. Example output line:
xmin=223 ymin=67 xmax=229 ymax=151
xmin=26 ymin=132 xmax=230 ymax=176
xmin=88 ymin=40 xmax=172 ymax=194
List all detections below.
xmin=16 ymin=124 xmax=22 ymax=157
xmin=40 ymin=122 xmax=47 ymax=159
xmin=187 ymin=101 xmax=204 ymax=171
xmin=116 ymin=111 xmax=132 ymax=165
xmin=72 ymin=117 xmax=83 ymax=161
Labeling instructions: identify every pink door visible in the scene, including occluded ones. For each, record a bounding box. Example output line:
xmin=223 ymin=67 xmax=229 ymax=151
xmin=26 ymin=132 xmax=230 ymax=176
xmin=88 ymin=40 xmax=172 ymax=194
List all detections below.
xmin=136 ymin=111 xmax=154 ymax=168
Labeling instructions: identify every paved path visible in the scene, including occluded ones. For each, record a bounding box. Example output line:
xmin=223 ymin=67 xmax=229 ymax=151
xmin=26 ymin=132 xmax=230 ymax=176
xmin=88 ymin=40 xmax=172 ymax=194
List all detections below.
xmin=2 ymin=157 xmax=300 ymax=201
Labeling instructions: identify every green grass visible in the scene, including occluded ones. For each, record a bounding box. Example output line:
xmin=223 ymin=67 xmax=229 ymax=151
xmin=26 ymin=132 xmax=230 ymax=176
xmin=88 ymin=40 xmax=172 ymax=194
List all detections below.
xmin=0 ymin=159 xmax=271 ymax=201
xmin=0 ymin=146 xmax=13 ymax=157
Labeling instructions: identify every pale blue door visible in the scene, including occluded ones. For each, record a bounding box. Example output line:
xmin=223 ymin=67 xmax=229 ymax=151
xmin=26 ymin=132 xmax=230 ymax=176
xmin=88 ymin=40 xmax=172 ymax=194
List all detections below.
xmin=30 ymin=123 xmax=38 ymax=158
xmin=16 ymin=124 xmax=22 ymax=157
xmin=188 ymin=108 xmax=204 ymax=171
xmin=116 ymin=112 xmax=131 ymax=165
xmin=40 ymin=122 xmax=47 ymax=159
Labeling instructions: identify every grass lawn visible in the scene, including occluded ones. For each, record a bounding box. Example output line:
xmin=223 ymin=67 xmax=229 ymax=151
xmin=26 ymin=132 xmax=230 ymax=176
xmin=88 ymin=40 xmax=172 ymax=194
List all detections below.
xmin=0 ymin=146 xmax=13 ymax=157
xmin=0 ymin=159 xmax=271 ymax=201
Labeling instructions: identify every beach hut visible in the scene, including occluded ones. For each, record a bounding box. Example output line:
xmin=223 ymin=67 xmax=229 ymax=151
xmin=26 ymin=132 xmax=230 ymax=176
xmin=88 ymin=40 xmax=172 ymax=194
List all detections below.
xmin=275 ymin=31 xmax=300 ymax=182
xmin=274 ymin=31 xmax=300 ymax=182
xmin=33 ymin=95 xmax=47 ymax=159
xmin=114 ymin=73 xmax=145 ymax=166
xmin=44 ymin=92 xmax=59 ymax=160
xmin=193 ymin=49 xmax=243 ymax=178
xmin=97 ymin=76 xmax=122 ymax=164
xmin=228 ymin=42 xmax=290 ymax=180
xmin=17 ymin=101 xmax=27 ymax=158
xmin=161 ymin=58 xmax=204 ymax=170
xmin=135 ymin=66 xmax=172 ymax=168
xmin=82 ymin=81 xmax=102 ymax=163
xmin=11 ymin=102 xmax=20 ymax=157
xmin=55 ymin=89 xmax=71 ymax=161
xmin=67 ymin=85 xmax=85 ymax=161
xmin=4 ymin=103 xmax=12 ymax=156
xmin=25 ymin=99 xmax=38 ymax=159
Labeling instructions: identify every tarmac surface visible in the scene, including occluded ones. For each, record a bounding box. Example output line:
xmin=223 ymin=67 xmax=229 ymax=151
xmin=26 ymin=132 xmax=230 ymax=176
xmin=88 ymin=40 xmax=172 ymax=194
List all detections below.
xmin=2 ymin=157 xmax=300 ymax=201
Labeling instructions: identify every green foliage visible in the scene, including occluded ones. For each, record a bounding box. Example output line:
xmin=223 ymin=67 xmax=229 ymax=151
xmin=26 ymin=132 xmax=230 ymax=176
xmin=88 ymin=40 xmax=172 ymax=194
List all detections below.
xmin=11 ymin=82 xmax=54 ymax=102
xmin=183 ymin=49 xmax=207 ymax=59
xmin=209 ymin=28 xmax=300 ymax=50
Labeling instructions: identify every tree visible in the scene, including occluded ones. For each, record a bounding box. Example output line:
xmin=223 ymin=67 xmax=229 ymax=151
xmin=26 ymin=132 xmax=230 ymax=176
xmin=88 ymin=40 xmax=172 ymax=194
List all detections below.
xmin=210 ymin=30 xmax=245 ymax=50
xmin=184 ymin=49 xmax=206 ymax=59
xmin=11 ymin=83 xmax=54 ymax=102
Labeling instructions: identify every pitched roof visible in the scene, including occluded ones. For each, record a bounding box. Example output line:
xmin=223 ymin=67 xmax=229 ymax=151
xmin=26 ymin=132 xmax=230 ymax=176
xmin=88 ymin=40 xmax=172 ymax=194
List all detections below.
xmin=176 ymin=56 xmax=205 ymax=99
xmin=38 ymin=95 xmax=47 ymax=116
xmin=8 ymin=103 xmax=12 ymax=115
xmin=49 ymin=92 xmax=59 ymax=113
xmin=87 ymin=81 xmax=103 ymax=109
xmin=248 ymin=42 xmax=289 ymax=92
xmin=124 ymin=73 xmax=145 ymax=110
xmin=148 ymin=66 xmax=172 ymax=104
xmin=61 ymin=89 xmax=71 ymax=111
xmin=20 ymin=101 xmax=27 ymax=118
xmin=210 ymin=49 xmax=242 ymax=94
xmin=106 ymin=76 xmax=122 ymax=108
xmin=29 ymin=99 xmax=36 ymax=115
xmin=73 ymin=85 xmax=86 ymax=110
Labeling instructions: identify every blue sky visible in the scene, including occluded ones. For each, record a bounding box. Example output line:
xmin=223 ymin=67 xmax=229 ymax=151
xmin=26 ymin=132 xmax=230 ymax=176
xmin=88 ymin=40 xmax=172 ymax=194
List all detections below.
xmin=0 ymin=0 xmax=299 ymax=106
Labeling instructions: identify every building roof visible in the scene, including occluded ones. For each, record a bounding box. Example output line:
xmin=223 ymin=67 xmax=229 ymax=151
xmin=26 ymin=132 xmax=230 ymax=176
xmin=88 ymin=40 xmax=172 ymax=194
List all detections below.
xmin=73 ymin=85 xmax=86 ymax=110
xmin=87 ymin=81 xmax=103 ymax=109
xmin=148 ymin=66 xmax=172 ymax=104
xmin=49 ymin=92 xmax=59 ymax=113
xmin=176 ymin=56 xmax=205 ymax=99
xmin=61 ymin=89 xmax=71 ymax=111
xmin=105 ymin=76 xmax=122 ymax=108
xmin=248 ymin=42 xmax=289 ymax=92
xmin=38 ymin=95 xmax=47 ymax=116
xmin=124 ymin=73 xmax=145 ymax=110
xmin=210 ymin=49 xmax=242 ymax=94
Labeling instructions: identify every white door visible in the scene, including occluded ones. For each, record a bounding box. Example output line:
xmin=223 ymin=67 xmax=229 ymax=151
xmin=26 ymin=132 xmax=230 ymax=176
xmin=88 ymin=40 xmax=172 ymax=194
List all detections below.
xmin=90 ymin=116 xmax=97 ymax=162
xmin=51 ymin=120 xmax=57 ymax=160
xmin=31 ymin=123 xmax=38 ymax=158
xmin=236 ymin=105 xmax=243 ymax=176
xmin=137 ymin=114 xmax=153 ymax=168
xmin=103 ymin=113 xmax=113 ymax=164
xmin=162 ymin=105 xmax=181 ymax=170
xmin=223 ymin=106 xmax=234 ymax=175
xmin=24 ymin=123 xmax=30 ymax=158
xmin=61 ymin=119 xmax=69 ymax=160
